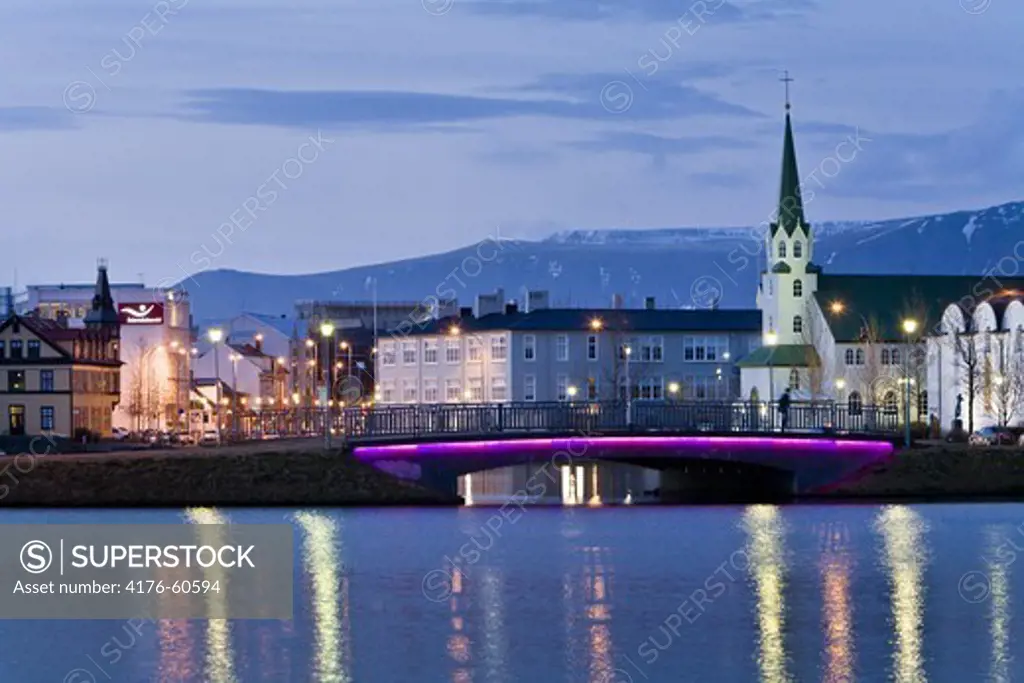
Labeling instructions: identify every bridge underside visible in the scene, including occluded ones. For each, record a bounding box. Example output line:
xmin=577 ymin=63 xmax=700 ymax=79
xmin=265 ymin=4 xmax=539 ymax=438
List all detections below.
xmin=352 ymin=434 xmax=895 ymax=501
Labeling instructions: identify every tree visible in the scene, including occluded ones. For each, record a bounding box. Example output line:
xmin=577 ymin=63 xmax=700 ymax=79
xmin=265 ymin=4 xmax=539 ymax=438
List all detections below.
xmin=988 ymin=333 xmax=1024 ymax=426
xmin=952 ymin=330 xmax=985 ymax=433
xmin=799 ymin=301 xmax=828 ymax=399
xmin=125 ymin=365 xmax=145 ymax=431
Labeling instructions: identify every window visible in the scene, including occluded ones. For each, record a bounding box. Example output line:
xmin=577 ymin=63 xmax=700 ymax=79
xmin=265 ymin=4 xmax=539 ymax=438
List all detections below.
xmin=445 ymin=339 xmax=461 ymax=364
xmin=380 ymin=343 xmax=396 ymax=366
xmin=9 ymin=340 xmax=23 ymax=360
xmin=881 ymin=349 xmax=891 ymax=365
xmin=27 ymin=340 xmax=41 ymax=359
xmin=40 ymin=370 xmax=54 ymax=392
xmin=423 ymin=340 xmax=438 ymax=364
xmin=556 ymin=334 xmax=569 ymax=361
xmin=587 ymin=377 xmax=598 ymax=400
xmin=40 ymin=406 xmax=55 ymax=431
xmin=556 ymin=374 xmax=569 ymax=401
xmin=883 ymin=391 xmax=898 ymax=414
xmin=918 ymin=390 xmax=928 ymax=418
xmin=524 ymin=335 xmax=536 ymax=361
xmin=380 ymin=380 xmax=395 ymax=403
xmin=793 ymin=316 xmax=803 ymax=334
xmin=467 ymin=337 xmax=482 ymax=362
xmin=684 ymin=375 xmax=727 ymax=400
xmin=524 ymin=375 xmax=537 ymax=402
xmin=7 ymin=370 xmax=25 ymax=392
xmin=445 ymin=380 xmax=461 ymax=402
xmin=639 ymin=377 xmax=664 ymax=400
xmin=491 ymin=335 xmax=508 ymax=361
xmin=845 ymin=349 xmax=855 ymax=365
xmin=793 ymin=280 xmax=802 ymax=297
xmin=640 ymin=336 xmax=664 ymax=362
xmin=423 ymin=379 xmax=439 ymax=403
xmin=848 ymin=391 xmax=863 ymax=416
xmin=402 ymin=341 xmax=417 ymax=365
xmin=789 ymin=368 xmax=800 ymax=391
xmin=587 ymin=335 xmax=598 ymax=361
xmin=778 ymin=241 xmax=787 ymax=258
xmin=468 ymin=378 xmax=484 ymax=402
xmin=794 ymin=241 xmax=803 ymax=258
xmin=683 ymin=336 xmax=729 ymax=362
xmin=891 ymin=348 xmax=901 ymax=365
xmin=0 ymin=341 xmax=4 ymax=358
xmin=855 ymin=349 xmax=865 ymax=365
xmin=399 ymin=376 xmax=415 ymax=403
xmin=491 ymin=376 xmax=507 ymax=401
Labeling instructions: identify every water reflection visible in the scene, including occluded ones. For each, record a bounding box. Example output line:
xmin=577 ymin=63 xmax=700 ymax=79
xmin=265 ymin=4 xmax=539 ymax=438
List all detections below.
xmin=294 ymin=511 xmax=352 ymax=683
xmin=185 ymin=507 xmax=237 ymax=683
xmin=819 ymin=521 xmax=854 ymax=683
xmin=583 ymin=547 xmax=614 ymax=683
xmin=447 ymin=561 xmax=472 ymax=682
xmin=480 ymin=568 xmax=509 ymax=683
xmin=743 ymin=505 xmax=791 ymax=683
xmin=986 ymin=529 xmax=1011 ymax=682
xmin=876 ymin=505 xmax=928 ymax=683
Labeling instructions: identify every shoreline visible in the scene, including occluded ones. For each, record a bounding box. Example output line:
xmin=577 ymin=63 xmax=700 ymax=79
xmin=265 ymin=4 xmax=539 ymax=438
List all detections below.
xmin=0 ymin=441 xmax=1022 ymax=507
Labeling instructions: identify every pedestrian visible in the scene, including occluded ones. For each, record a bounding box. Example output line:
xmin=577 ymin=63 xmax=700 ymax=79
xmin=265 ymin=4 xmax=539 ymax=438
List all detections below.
xmin=778 ymin=387 xmax=792 ymax=432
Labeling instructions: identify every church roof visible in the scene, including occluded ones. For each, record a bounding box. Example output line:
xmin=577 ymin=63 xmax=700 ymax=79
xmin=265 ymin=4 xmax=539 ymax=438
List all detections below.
xmin=736 ymin=344 xmax=819 ymax=368
xmin=814 ymin=274 xmax=1024 ymax=342
xmin=83 ymin=263 xmax=119 ymax=326
xmin=770 ymin=113 xmax=810 ymax=238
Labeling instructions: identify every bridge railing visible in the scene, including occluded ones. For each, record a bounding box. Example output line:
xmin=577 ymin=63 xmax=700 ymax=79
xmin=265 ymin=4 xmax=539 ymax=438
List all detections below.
xmin=335 ymin=400 xmax=900 ymax=441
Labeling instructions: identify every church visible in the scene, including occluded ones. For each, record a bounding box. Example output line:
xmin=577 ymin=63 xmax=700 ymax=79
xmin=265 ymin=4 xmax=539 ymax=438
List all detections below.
xmin=737 ymin=95 xmax=1024 ymax=434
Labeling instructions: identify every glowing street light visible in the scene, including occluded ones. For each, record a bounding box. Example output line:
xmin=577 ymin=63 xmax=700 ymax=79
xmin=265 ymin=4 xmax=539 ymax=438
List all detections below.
xmin=901 ymin=318 xmax=919 ymax=448
xmin=589 ymin=318 xmax=603 ymax=331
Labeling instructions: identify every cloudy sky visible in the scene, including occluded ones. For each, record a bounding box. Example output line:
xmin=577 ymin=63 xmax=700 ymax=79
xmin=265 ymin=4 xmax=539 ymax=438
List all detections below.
xmin=1 ymin=0 xmax=1020 ymax=286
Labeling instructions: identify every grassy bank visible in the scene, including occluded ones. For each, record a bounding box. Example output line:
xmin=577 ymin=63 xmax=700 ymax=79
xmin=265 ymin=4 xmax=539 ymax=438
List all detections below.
xmin=0 ymin=441 xmax=460 ymax=507
xmin=811 ymin=443 xmax=1024 ymax=501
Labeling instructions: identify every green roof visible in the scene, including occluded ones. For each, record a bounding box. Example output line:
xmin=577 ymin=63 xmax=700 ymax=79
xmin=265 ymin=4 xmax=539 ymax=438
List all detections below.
xmin=736 ymin=344 xmax=820 ymax=368
xmin=814 ymin=274 xmax=1024 ymax=342
xmin=770 ymin=113 xmax=810 ymax=238
xmin=771 ymin=262 xmax=792 ymax=273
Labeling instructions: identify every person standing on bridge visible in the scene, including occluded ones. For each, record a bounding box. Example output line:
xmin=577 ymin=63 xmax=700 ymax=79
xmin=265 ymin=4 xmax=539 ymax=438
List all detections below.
xmin=778 ymin=388 xmax=792 ymax=433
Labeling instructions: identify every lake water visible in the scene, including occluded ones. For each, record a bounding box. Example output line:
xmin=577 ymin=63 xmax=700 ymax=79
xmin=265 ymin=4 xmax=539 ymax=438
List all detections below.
xmin=1 ymin=504 xmax=1022 ymax=682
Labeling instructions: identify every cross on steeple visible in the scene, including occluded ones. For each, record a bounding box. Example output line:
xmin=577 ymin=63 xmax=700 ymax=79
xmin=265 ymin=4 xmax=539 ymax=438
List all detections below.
xmin=780 ymin=70 xmax=794 ymax=111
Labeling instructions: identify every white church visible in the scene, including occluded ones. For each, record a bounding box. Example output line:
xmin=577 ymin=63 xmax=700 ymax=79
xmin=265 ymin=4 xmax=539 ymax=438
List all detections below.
xmin=738 ymin=101 xmax=1024 ymax=434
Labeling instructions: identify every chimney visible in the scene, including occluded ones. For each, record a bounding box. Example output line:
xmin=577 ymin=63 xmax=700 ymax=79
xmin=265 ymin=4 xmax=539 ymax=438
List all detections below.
xmin=504 ymin=301 xmax=518 ymax=315
xmin=644 ymin=297 xmax=656 ymax=310
xmin=254 ymin=333 xmax=263 ymax=352
xmin=612 ymin=294 xmax=624 ymax=310
xmin=459 ymin=306 xmax=473 ymax=319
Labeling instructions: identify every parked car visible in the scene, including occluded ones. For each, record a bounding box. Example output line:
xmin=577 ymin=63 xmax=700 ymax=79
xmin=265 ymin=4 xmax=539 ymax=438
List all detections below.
xmin=969 ymin=426 xmax=1017 ymax=446
xmin=111 ymin=427 xmax=130 ymax=441
xmin=199 ymin=429 xmax=220 ymax=446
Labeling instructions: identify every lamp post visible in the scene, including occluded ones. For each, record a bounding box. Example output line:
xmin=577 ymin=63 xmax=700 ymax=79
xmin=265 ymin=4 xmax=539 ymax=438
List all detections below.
xmin=207 ymin=328 xmax=224 ymax=445
xmin=764 ymin=330 xmax=778 ymax=432
xmin=902 ymin=318 xmax=918 ymax=448
xmin=320 ymin=321 xmax=335 ymax=448
xmin=229 ymin=352 xmax=241 ymax=440
xmin=623 ymin=345 xmax=633 ymax=426
xmin=340 ymin=340 xmax=353 ymax=378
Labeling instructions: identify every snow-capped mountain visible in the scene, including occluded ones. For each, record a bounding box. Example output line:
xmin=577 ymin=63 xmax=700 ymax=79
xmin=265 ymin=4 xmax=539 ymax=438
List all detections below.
xmin=181 ymin=200 xmax=1024 ymax=321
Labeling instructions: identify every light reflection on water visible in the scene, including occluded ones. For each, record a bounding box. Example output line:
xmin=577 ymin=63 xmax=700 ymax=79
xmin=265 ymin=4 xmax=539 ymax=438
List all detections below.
xmin=0 ymin=504 xmax=1021 ymax=682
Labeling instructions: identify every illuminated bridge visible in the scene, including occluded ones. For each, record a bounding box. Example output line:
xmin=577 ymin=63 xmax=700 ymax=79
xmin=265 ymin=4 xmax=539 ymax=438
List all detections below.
xmin=339 ymin=401 xmax=900 ymax=502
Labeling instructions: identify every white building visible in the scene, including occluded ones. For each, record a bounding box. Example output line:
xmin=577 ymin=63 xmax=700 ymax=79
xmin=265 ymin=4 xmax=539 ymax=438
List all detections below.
xmin=20 ymin=278 xmax=192 ymax=431
xmin=375 ymin=290 xmax=760 ymax=405
xmin=191 ymin=340 xmax=288 ymax=410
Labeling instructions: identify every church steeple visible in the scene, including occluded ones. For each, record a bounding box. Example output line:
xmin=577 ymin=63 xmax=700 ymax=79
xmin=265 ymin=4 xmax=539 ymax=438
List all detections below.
xmin=84 ymin=259 xmax=119 ymax=327
xmin=770 ymin=71 xmax=808 ymax=238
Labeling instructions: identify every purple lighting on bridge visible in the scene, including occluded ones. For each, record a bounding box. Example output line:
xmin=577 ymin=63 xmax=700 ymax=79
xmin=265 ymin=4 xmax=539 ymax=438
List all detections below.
xmin=352 ymin=435 xmax=896 ymax=460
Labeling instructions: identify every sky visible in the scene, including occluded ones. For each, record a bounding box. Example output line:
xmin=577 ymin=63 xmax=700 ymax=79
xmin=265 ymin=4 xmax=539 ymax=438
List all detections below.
xmin=1 ymin=0 xmax=1021 ymax=287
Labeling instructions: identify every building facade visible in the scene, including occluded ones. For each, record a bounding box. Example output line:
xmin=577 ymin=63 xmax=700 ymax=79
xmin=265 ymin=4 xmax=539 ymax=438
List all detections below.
xmin=0 ymin=265 xmax=122 ymax=437
xmin=19 ymin=280 xmax=192 ymax=431
xmin=376 ymin=294 xmax=760 ymax=405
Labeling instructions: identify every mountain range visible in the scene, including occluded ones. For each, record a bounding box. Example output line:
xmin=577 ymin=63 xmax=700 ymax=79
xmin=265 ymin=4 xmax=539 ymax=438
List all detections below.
xmin=180 ymin=200 xmax=1024 ymax=322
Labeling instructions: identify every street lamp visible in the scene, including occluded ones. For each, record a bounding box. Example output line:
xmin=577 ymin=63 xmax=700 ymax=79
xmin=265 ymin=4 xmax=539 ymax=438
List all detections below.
xmin=623 ymin=345 xmax=633 ymax=426
xmin=901 ymin=318 xmax=918 ymax=447
xmin=340 ymin=340 xmax=353 ymax=378
xmin=589 ymin=318 xmax=603 ymax=331
xmin=207 ymin=328 xmax=224 ymax=444
xmin=319 ymin=321 xmax=335 ymax=448
xmin=229 ymin=352 xmax=241 ymax=440
xmin=764 ymin=329 xmax=778 ymax=404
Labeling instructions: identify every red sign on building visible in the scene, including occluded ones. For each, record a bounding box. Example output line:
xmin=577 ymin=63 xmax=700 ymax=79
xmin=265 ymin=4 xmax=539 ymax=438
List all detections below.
xmin=118 ymin=303 xmax=164 ymax=325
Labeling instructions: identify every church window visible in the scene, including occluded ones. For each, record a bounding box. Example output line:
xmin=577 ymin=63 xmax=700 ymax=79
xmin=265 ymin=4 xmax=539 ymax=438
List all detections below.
xmin=845 ymin=349 xmax=855 ymax=365
xmin=918 ymin=390 xmax=928 ymax=419
xmin=789 ymin=368 xmax=800 ymax=391
xmin=848 ymin=391 xmax=863 ymax=416
xmin=855 ymin=349 xmax=865 ymax=365
xmin=793 ymin=315 xmax=803 ymax=334
xmin=881 ymin=349 xmax=890 ymax=365
xmin=891 ymin=348 xmax=901 ymax=365
xmin=778 ymin=241 xmax=787 ymax=258
xmin=794 ymin=241 xmax=803 ymax=258
xmin=883 ymin=391 xmax=898 ymax=414
xmin=793 ymin=280 xmax=802 ymax=297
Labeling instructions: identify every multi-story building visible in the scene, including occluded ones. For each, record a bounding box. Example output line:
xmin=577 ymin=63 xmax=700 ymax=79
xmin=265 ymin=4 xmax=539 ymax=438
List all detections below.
xmin=19 ymin=275 xmax=193 ymax=431
xmin=375 ymin=291 xmax=760 ymax=405
xmin=192 ymin=339 xmax=289 ymax=411
xmin=0 ymin=265 xmax=122 ymax=437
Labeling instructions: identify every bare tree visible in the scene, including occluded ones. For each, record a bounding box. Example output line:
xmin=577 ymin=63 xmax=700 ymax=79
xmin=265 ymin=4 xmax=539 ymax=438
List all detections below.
xmin=854 ymin=315 xmax=889 ymax=405
xmin=953 ymin=330 xmax=985 ymax=433
xmin=799 ymin=301 xmax=827 ymax=399
xmin=989 ymin=333 xmax=1024 ymax=426
xmin=125 ymin=365 xmax=145 ymax=431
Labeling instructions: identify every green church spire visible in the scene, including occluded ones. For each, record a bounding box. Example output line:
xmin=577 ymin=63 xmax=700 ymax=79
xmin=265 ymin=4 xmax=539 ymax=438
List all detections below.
xmin=772 ymin=71 xmax=808 ymax=237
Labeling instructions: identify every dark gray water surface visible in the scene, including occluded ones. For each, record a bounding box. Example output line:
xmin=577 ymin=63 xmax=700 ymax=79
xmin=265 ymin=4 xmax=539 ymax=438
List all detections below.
xmin=1 ymin=504 xmax=1021 ymax=682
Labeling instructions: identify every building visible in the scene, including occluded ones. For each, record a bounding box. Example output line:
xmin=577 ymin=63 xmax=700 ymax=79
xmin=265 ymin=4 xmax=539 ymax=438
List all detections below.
xmin=375 ymin=291 xmax=760 ymax=405
xmin=18 ymin=278 xmax=193 ymax=431
xmin=191 ymin=340 xmax=288 ymax=412
xmin=738 ymin=99 xmax=1024 ymax=433
xmin=220 ymin=312 xmax=295 ymax=361
xmin=0 ymin=264 xmax=122 ymax=437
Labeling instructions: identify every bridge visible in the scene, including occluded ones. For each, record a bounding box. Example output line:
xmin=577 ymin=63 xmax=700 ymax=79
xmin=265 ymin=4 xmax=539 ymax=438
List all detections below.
xmin=331 ymin=401 xmax=900 ymax=502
